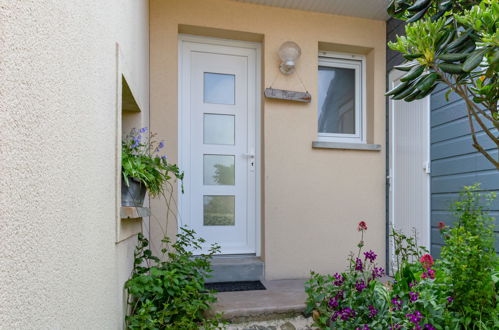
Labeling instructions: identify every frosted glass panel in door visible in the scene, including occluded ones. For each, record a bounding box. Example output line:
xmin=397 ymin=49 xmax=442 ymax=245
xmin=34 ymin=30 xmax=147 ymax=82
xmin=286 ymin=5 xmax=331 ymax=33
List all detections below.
xmin=203 ymin=195 xmax=235 ymax=226
xmin=203 ymin=155 xmax=235 ymax=185
xmin=204 ymin=73 xmax=235 ymax=104
xmin=203 ymin=114 xmax=235 ymax=145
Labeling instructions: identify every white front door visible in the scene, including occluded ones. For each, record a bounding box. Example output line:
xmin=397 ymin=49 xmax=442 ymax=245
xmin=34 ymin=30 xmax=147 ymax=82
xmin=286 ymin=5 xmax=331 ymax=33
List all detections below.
xmin=388 ymin=69 xmax=431 ymax=270
xmin=179 ymin=36 xmax=259 ymax=255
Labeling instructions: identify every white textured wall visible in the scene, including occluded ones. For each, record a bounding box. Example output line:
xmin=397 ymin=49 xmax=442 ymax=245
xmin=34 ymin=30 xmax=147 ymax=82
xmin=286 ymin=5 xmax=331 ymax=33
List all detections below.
xmin=0 ymin=0 xmax=149 ymax=328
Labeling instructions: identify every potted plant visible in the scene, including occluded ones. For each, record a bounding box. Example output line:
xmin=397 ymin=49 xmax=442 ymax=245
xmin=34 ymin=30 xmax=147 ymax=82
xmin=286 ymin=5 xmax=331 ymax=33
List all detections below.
xmin=121 ymin=127 xmax=183 ymax=207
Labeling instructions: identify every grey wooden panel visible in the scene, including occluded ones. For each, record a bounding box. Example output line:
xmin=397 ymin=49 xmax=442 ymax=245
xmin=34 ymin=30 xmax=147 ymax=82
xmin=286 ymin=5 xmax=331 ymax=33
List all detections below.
xmin=387 ymin=18 xmax=404 ymax=35
xmin=432 ymin=192 xmax=499 ymax=211
xmin=431 ymin=88 xmax=462 ymax=110
xmin=432 ymin=228 xmax=499 ymax=251
xmin=386 ymin=18 xmax=406 ymax=72
xmin=431 ymin=101 xmax=467 ymax=128
xmin=431 ymin=131 xmax=497 ymax=160
xmin=431 ymin=116 xmax=495 ymax=144
xmin=432 ymin=150 xmax=498 ymax=176
xmin=431 ymin=244 xmax=442 ymax=258
xmin=431 ymin=211 xmax=499 ymax=228
xmin=387 ymin=55 xmax=405 ymax=72
xmin=431 ymin=170 xmax=499 ymax=193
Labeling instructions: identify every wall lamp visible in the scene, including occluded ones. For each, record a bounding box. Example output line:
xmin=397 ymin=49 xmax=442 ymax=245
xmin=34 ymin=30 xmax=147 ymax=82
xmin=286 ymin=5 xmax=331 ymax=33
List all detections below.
xmin=278 ymin=41 xmax=301 ymax=75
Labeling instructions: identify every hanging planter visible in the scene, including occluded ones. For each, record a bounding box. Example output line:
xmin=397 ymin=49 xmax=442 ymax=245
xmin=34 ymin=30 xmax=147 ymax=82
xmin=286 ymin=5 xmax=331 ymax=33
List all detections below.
xmin=121 ymin=177 xmax=147 ymax=207
xmin=121 ymin=127 xmax=183 ymax=208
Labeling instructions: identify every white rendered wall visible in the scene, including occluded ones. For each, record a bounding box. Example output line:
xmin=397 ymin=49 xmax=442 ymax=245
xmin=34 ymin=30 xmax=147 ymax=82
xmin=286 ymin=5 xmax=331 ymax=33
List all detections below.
xmin=0 ymin=0 xmax=149 ymax=328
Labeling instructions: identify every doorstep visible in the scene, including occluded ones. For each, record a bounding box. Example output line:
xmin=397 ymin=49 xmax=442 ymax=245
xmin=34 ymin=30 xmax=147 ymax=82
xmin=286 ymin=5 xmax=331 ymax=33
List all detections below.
xmin=207 ymin=255 xmax=264 ymax=283
xmin=209 ymin=279 xmax=307 ymax=322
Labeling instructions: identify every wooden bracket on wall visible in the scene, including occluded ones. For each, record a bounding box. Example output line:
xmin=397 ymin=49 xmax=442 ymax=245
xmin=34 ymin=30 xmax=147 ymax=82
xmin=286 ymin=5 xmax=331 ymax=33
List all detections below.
xmin=264 ymin=88 xmax=311 ymax=103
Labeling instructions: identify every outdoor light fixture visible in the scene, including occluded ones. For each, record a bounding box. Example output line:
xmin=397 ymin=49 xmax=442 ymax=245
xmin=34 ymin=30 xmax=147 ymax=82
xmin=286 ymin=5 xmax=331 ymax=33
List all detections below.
xmin=278 ymin=41 xmax=301 ymax=75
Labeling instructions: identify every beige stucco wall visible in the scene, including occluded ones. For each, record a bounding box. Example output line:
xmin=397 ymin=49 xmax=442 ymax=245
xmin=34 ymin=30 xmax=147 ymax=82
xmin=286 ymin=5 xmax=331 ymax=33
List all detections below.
xmin=150 ymin=0 xmax=387 ymax=280
xmin=0 ymin=0 xmax=149 ymax=328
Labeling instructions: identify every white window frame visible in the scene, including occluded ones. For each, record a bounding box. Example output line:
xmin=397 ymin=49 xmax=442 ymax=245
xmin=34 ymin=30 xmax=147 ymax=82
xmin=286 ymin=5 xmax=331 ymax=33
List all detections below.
xmin=317 ymin=52 xmax=366 ymax=144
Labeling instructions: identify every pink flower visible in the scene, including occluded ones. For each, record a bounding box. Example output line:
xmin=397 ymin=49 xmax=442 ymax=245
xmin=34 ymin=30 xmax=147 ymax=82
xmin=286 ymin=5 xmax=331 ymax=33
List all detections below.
xmin=421 ymin=268 xmax=436 ymax=280
xmin=358 ymin=221 xmax=368 ymax=231
xmin=438 ymin=221 xmax=446 ymax=230
xmin=420 ymin=254 xmax=434 ymax=269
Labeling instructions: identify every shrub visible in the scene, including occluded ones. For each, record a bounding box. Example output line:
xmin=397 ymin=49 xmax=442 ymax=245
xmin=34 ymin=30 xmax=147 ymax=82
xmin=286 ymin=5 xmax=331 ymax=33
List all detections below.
xmin=437 ymin=184 xmax=498 ymax=328
xmin=125 ymin=228 xmax=223 ymax=329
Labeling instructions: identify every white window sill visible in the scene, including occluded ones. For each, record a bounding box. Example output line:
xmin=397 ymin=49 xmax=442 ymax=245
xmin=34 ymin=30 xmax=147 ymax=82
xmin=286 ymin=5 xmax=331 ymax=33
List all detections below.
xmin=312 ymin=141 xmax=382 ymax=151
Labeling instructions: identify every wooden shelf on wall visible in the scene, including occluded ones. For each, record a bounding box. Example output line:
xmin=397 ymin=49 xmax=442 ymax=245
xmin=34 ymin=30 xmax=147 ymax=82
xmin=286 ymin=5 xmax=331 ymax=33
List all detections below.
xmin=120 ymin=206 xmax=150 ymax=219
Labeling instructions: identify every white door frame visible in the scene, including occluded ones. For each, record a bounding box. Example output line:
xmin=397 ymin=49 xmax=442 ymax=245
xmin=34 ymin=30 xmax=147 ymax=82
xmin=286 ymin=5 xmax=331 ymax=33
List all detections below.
xmin=388 ymin=69 xmax=431 ymax=271
xmin=178 ymin=34 xmax=261 ymax=256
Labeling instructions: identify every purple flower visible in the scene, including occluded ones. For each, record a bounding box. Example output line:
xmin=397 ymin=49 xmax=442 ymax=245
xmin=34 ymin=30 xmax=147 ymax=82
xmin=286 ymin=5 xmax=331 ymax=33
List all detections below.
xmin=355 ymin=258 xmax=363 ymax=271
xmin=368 ymin=305 xmax=377 ymax=318
xmin=447 ymin=296 xmax=454 ymax=303
xmin=406 ymin=311 xmax=423 ymax=324
xmin=390 ymin=325 xmax=401 ymax=330
xmin=130 ymin=136 xmax=141 ymax=148
xmin=355 ymin=279 xmax=367 ymax=292
xmin=328 ymin=297 xmax=339 ymax=308
xmin=331 ymin=310 xmax=340 ymax=321
xmin=158 ymin=141 xmax=165 ymax=149
xmin=409 ymin=281 xmax=417 ymax=288
xmin=424 ymin=324 xmax=436 ymax=330
xmin=139 ymin=127 xmax=148 ymax=133
xmin=391 ymin=296 xmax=402 ymax=311
xmin=340 ymin=307 xmax=355 ymax=321
xmin=409 ymin=291 xmax=419 ymax=302
xmin=333 ymin=273 xmax=344 ymax=286
xmin=372 ymin=266 xmax=384 ymax=279
xmin=161 ymin=155 xmax=167 ymax=160
xmin=363 ymin=250 xmax=377 ymax=262
xmin=328 ymin=291 xmax=343 ymax=309
xmin=356 ymin=326 xmax=370 ymax=330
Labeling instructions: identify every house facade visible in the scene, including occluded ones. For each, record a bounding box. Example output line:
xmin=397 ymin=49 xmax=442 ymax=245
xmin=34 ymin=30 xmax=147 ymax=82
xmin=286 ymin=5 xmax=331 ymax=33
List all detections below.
xmin=149 ymin=0 xmax=388 ymax=282
xmin=6 ymin=0 xmax=494 ymax=328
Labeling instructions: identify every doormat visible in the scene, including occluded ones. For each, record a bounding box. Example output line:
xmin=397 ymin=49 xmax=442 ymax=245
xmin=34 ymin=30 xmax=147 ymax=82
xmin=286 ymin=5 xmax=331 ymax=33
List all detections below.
xmin=205 ymin=280 xmax=266 ymax=292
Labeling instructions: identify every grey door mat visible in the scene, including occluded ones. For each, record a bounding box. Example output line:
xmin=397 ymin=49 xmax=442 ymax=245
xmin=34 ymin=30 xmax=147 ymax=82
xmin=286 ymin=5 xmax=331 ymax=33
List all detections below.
xmin=205 ymin=281 xmax=266 ymax=292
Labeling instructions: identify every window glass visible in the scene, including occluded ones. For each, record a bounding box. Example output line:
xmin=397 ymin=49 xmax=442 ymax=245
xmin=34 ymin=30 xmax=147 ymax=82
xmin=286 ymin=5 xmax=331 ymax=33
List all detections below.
xmin=318 ymin=65 xmax=356 ymax=135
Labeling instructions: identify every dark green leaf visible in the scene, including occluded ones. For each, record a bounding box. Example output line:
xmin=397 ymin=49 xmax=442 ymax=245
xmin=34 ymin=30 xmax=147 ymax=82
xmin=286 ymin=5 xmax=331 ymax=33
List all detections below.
xmin=400 ymin=65 xmax=424 ymax=82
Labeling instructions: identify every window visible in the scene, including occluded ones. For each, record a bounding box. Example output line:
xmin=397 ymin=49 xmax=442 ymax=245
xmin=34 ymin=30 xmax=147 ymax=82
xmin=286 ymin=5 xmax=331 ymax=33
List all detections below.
xmin=317 ymin=54 xmax=365 ymax=143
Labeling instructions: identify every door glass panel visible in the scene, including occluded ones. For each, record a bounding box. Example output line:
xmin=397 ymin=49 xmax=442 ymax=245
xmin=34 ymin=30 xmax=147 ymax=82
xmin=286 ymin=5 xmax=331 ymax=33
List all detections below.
xmin=318 ymin=66 xmax=356 ymax=134
xmin=203 ymin=155 xmax=235 ymax=185
xmin=204 ymin=72 xmax=235 ymax=105
xmin=203 ymin=195 xmax=235 ymax=226
xmin=203 ymin=114 xmax=235 ymax=145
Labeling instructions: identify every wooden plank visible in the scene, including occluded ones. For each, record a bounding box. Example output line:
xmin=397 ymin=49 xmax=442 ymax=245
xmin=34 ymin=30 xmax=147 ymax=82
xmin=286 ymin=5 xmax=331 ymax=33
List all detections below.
xmin=264 ymin=88 xmax=311 ymax=103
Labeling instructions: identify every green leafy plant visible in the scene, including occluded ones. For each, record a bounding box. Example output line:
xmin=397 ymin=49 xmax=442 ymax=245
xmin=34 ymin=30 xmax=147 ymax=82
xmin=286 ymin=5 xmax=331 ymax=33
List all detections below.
xmin=437 ymin=184 xmax=498 ymax=329
xmin=122 ymin=127 xmax=183 ymax=197
xmin=387 ymin=0 xmax=499 ymax=169
xmin=125 ymin=228 xmax=224 ymax=329
xmin=390 ymin=227 xmax=429 ymax=274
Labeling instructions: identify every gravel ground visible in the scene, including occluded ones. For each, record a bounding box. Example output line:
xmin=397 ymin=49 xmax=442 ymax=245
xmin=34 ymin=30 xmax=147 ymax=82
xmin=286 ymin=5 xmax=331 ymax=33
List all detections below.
xmin=225 ymin=315 xmax=314 ymax=330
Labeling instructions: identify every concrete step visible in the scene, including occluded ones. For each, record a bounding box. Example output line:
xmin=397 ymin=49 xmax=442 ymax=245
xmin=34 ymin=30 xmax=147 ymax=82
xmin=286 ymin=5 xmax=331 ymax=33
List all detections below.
xmin=208 ymin=279 xmax=307 ymax=322
xmin=207 ymin=256 xmax=264 ymax=283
